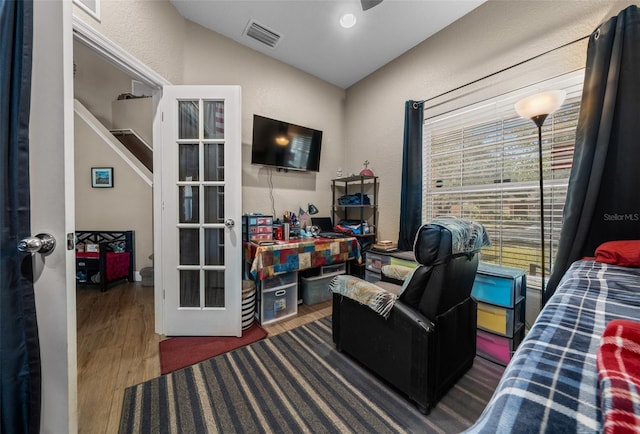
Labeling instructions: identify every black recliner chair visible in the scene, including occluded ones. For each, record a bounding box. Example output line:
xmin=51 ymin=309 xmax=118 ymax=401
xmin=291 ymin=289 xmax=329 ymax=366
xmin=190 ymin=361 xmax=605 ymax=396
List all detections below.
xmin=332 ymin=217 xmax=489 ymax=414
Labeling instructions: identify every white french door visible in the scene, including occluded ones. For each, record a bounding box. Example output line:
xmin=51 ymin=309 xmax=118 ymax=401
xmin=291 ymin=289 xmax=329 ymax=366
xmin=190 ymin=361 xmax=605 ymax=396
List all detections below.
xmin=30 ymin=1 xmax=76 ymax=431
xmin=161 ymin=86 xmax=242 ymax=336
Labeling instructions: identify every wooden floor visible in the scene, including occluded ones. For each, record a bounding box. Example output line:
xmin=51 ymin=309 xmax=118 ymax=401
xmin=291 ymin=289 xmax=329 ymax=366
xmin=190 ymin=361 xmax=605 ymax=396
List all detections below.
xmin=76 ymin=281 xmax=331 ymax=434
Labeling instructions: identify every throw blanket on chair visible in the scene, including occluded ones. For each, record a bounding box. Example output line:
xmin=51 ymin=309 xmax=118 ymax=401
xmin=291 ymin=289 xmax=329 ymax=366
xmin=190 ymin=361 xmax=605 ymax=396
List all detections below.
xmin=430 ymin=216 xmax=491 ymax=254
xmin=597 ymin=319 xmax=640 ymax=433
xmin=381 ymin=264 xmax=415 ymax=281
xmin=330 ymin=275 xmax=397 ymax=318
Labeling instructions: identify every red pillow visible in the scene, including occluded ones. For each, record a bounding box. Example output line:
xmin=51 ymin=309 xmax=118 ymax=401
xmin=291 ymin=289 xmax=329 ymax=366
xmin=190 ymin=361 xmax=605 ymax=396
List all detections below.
xmin=595 ymin=240 xmax=640 ymax=267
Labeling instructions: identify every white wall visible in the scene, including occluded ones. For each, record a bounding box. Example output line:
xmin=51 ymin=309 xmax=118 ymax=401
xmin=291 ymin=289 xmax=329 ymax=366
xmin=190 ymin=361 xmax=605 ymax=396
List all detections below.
xmin=74 ymin=0 xmax=346 ymax=222
xmin=182 ymin=21 xmax=346 ymax=220
xmin=73 ymin=40 xmax=133 ymax=128
xmin=112 ymin=97 xmax=153 ymax=146
xmin=72 ymin=0 xmax=639 ymax=241
xmin=74 ymin=108 xmax=154 ymax=272
xmin=73 ymin=0 xmax=185 ymax=85
xmin=344 ymin=0 xmax=635 ymax=242
xmin=74 ymin=42 xmax=154 ymax=274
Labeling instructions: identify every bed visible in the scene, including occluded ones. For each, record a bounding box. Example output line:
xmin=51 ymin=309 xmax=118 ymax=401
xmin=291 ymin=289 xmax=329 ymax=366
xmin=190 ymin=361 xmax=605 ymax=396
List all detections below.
xmin=465 ymin=255 xmax=640 ymax=433
xmin=75 ymin=230 xmax=135 ymax=291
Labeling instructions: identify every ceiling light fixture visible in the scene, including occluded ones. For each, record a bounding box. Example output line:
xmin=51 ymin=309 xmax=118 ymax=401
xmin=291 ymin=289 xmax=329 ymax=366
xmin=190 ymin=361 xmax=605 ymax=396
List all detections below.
xmin=340 ymin=13 xmax=357 ymax=29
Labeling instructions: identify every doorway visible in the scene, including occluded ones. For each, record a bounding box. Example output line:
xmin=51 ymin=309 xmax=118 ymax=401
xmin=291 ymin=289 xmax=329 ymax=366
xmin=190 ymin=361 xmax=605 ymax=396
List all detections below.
xmin=72 ymin=21 xmax=166 ymax=432
xmin=71 ymin=18 xmax=245 ymax=430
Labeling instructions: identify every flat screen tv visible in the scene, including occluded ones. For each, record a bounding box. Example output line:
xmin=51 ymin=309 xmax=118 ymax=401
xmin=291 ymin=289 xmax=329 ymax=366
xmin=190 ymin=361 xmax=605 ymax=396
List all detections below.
xmin=251 ymin=114 xmax=322 ymax=172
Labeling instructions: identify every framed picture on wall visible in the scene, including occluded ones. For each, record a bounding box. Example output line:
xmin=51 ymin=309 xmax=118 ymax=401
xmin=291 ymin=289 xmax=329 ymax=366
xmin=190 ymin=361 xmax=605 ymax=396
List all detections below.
xmin=91 ymin=167 xmax=113 ymax=188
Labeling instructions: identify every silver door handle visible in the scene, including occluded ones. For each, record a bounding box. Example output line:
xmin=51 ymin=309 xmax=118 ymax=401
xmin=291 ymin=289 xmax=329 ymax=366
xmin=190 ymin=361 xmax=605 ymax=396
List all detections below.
xmin=224 ymin=219 xmax=235 ymax=228
xmin=17 ymin=233 xmax=56 ymax=255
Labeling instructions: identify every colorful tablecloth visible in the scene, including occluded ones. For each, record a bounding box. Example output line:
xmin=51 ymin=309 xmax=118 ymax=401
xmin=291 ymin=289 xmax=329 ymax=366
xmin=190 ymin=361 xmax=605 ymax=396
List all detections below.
xmin=246 ymin=237 xmax=361 ymax=280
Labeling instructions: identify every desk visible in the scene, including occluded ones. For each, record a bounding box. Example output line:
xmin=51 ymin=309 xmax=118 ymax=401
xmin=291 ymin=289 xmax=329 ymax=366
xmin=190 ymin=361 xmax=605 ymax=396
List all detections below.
xmin=244 ymin=237 xmax=361 ymax=325
xmin=245 ymin=237 xmax=361 ymax=280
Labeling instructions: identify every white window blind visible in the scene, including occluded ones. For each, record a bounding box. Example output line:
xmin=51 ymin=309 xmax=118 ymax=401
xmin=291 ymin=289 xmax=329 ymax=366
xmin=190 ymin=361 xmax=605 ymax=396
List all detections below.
xmin=422 ymin=71 xmax=584 ymax=289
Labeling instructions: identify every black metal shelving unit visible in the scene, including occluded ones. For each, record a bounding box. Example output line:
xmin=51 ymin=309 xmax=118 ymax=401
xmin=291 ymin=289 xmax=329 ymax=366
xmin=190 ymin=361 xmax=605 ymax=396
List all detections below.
xmin=331 ymin=175 xmax=378 ymax=249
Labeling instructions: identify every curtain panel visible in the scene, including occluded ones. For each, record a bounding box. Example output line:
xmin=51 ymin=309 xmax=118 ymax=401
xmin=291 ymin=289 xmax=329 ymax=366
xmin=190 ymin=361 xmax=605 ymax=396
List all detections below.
xmin=547 ymin=5 xmax=640 ymax=303
xmin=0 ymin=0 xmax=40 ymax=432
xmin=398 ymin=100 xmax=423 ymax=251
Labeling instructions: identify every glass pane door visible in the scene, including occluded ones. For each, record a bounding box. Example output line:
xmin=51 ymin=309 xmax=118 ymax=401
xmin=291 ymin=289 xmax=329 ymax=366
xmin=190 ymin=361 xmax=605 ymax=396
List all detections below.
xmin=177 ymin=99 xmax=226 ymax=308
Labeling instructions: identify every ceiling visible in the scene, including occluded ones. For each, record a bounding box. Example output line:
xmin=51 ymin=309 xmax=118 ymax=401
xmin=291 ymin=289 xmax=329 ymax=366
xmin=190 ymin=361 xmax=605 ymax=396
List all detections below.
xmin=170 ymin=0 xmax=486 ymax=89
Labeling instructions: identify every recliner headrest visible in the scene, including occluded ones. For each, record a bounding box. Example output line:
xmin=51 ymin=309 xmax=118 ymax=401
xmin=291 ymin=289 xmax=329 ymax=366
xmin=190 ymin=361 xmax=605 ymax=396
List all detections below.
xmin=413 ymin=216 xmax=491 ymax=265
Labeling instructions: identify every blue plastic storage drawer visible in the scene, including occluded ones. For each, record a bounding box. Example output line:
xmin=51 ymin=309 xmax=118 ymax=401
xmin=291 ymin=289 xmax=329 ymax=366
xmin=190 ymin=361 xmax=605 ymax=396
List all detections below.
xmin=471 ymin=263 xmax=526 ymax=308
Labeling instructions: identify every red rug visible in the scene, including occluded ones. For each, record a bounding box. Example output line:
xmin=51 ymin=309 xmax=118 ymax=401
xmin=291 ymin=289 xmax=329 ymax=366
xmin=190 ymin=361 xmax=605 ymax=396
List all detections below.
xmin=159 ymin=323 xmax=268 ymax=374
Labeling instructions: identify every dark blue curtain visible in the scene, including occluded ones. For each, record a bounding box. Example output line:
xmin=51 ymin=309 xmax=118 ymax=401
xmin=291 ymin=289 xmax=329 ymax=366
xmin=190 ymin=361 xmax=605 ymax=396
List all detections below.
xmin=398 ymin=100 xmax=423 ymax=251
xmin=546 ymin=5 xmax=640 ymax=304
xmin=0 ymin=0 xmax=40 ymax=433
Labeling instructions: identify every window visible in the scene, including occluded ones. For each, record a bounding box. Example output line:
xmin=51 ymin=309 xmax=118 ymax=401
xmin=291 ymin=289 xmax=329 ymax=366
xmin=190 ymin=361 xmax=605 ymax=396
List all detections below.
xmin=73 ymin=0 xmax=101 ymax=21
xmin=422 ymin=71 xmax=584 ymax=290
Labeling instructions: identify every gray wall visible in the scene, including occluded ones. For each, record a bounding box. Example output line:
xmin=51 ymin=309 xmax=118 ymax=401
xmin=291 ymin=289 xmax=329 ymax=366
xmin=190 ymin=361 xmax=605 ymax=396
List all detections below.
xmin=72 ymin=0 xmax=639 ymax=239
xmin=74 ymin=41 xmax=154 ymax=273
xmin=74 ymin=104 xmax=154 ymax=272
xmin=344 ymin=0 xmax=635 ymax=241
xmin=74 ymin=40 xmax=133 ymax=128
xmin=74 ymin=1 xmax=346 ymax=221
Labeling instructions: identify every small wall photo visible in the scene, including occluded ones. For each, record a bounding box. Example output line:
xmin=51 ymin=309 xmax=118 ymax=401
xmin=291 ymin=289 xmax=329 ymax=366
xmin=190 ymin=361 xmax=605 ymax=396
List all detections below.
xmin=91 ymin=167 xmax=113 ymax=188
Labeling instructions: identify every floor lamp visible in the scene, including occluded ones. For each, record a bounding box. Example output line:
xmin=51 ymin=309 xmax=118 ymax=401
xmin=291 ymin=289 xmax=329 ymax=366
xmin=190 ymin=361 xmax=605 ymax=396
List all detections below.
xmin=515 ymin=90 xmax=566 ymax=309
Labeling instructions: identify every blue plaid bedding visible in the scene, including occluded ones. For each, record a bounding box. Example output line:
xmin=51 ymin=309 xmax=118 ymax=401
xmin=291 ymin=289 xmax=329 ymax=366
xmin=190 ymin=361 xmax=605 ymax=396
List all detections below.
xmin=465 ymin=260 xmax=640 ymax=433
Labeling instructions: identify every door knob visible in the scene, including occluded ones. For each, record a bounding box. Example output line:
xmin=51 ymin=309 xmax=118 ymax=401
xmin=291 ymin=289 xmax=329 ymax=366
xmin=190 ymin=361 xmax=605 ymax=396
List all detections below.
xmin=17 ymin=233 xmax=56 ymax=255
xmin=224 ymin=219 xmax=235 ymax=228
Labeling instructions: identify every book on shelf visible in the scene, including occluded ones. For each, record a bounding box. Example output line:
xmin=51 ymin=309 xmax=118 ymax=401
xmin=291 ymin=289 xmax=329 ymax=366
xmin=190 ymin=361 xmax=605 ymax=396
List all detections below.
xmin=372 ymin=240 xmax=398 ymax=252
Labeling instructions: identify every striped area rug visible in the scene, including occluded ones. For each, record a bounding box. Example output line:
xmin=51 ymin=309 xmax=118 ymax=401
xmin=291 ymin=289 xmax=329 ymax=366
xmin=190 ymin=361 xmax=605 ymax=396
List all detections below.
xmin=120 ymin=317 xmax=504 ymax=433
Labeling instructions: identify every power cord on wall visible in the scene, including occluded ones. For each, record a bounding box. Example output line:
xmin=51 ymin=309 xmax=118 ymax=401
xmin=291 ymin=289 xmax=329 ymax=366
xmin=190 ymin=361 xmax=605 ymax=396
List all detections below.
xmin=268 ymin=167 xmax=276 ymax=219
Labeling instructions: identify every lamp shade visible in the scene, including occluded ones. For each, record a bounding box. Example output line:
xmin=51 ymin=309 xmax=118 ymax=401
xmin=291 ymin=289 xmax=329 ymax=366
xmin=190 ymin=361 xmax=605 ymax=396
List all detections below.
xmin=515 ymin=90 xmax=566 ymax=120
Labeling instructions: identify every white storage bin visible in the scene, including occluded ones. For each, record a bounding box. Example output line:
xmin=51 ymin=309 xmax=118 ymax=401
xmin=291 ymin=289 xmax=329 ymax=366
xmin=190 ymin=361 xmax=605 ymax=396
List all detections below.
xmin=321 ymin=263 xmax=346 ymax=275
xmin=366 ymin=252 xmax=391 ymax=273
xmin=365 ymin=270 xmax=381 ymax=283
xmin=262 ymin=272 xmax=297 ymax=290
xmin=261 ymin=284 xmax=297 ymax=323
xmin=301 ymin=270 xmax=344 ymax=305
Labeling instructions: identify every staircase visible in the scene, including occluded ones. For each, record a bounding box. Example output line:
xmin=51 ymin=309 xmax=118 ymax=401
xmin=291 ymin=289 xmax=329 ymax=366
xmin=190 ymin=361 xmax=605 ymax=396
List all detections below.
xmin=109 ymin=129 xmax=153 ymax=172
xmin=74 ymin=99 xmax=152 ymax=186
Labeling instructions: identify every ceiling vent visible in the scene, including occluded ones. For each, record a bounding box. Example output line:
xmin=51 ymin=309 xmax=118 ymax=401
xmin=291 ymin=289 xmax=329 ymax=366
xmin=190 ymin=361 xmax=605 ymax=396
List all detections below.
xmin=244 ymin=19 xmax=281 ymax=49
